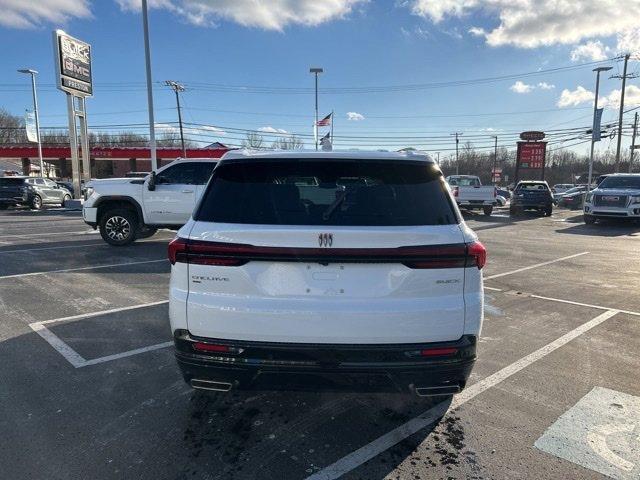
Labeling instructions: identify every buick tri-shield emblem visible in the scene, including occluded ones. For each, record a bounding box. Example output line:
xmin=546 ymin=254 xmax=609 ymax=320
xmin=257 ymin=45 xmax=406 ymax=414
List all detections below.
xmin=318 ymin=233 xmax=333 ymax=247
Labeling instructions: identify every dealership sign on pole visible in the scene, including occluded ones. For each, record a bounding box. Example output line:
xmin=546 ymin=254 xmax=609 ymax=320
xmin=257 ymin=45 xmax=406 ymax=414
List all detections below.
xmin=515 ymin=131 xmax=547 ymax=183
xmin=53 ymin=30 xmax=92 ymax=198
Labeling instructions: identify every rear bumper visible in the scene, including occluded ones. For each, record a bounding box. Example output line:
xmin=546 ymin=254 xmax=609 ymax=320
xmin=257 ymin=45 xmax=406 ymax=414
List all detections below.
xmin=174 ymin=330 xmax=477 ymax=395
xmin=512 ymin=201 xmax=552 ymax=209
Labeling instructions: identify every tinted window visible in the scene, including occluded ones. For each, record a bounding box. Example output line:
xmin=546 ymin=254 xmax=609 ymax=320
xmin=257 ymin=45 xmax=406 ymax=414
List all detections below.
xmin=448 ymin=176 xmax=480 ymax=186
xmin=196 ymin=160 xmax=456 ymax=226
xmin=599 ymin=176 xmax=640 ymax=189
xmin=35 ymin=178 xmax=45 ymax=185
xmin=516 ymin=183 xmax=549 ymax=191
xmin=0 ymin=178 xmax=26 ymax=186
xmin=158 ymin=162 xmax=216 ymax=185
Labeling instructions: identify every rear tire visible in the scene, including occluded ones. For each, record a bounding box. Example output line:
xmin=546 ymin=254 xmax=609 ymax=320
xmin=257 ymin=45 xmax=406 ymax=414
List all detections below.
xmin=584 ymin=214 xmax=596 ymax=225
xmin=31 ymin=195 xmax=42 ymax=210
xmin=99 ymin=208 xmax=138 ymax=246
xmin=483 ymin=205 xmax=493 ymax=216
xmin=61 ymin=194 xmax=71 ymax=207
xmin=544 ymin=206 xmax=553 ymax=217
xmin=137 ymin=227 xmax=158 ymax=239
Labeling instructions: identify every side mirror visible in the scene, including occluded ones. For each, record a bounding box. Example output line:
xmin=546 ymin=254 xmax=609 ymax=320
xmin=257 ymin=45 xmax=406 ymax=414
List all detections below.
xmin=148 ymin=171 xmax=156 ymax=191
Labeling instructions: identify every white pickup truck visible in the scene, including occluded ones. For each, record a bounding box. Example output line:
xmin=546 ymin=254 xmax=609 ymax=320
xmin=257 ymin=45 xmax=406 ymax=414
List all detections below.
xmin=446 ymin=175 xmax=497 ymax=216
xmin=83 ymin=158 xmax=218 ymax=245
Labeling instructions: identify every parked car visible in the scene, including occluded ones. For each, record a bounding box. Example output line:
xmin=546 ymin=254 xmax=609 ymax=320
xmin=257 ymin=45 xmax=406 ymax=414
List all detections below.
xmin=554 ymin=185 xmax=588 ymax=205
xmin=446 ymin=175 xmax=496 ymax=216
xmin=496 ymin=188 xmax=511 ymax=200
xmin=552 ymin=183 xmax=574 ymax=194
xmin=83 ymin=158 xmax=218 ymax=245
xmin=0 ymin=176 xmax=72 ymax=210
xmin=55 ymin=180 xmax=75 ymax=197
xmin=583 ymin=173 xmax=640 ymax=224
xmin=510 ymin=180 xmax=554 ymax=216
xmin=169 ymin=150 xmax=485 ymax=397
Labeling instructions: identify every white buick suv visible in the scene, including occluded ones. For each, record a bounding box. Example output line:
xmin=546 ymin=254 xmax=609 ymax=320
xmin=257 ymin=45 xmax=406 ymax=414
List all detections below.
xmin=168 ymin=150 xmax=485 ymax=397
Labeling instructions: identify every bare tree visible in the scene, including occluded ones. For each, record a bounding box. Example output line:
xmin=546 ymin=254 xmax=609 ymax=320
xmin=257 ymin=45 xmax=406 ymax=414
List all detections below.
xmin=271 ymin=135 xmax=304 ymax=150
xmin=242 ymin=133 xmax=264 ymax=149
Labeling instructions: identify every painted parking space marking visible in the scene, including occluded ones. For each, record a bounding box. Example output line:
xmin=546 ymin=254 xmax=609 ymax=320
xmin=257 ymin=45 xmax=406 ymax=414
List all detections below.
xmin=0 ymin=229 xmax=97 ymax=239
xmin=484 ymin=251 xmax=589 ymax=280
xmin=0 ymin=258 xmax=167 ymax=280
xmin=535 ymin=387 xmax=640 ymax=479
xmin=307 ymin=309 xmax=619 ymax=480
xmin=29 ymin=300 xmax=171 ymax=368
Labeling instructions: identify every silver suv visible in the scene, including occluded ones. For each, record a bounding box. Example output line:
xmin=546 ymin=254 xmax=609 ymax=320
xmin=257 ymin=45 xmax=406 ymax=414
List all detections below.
xmin=24 ymin=177 xmax=73 ymax=209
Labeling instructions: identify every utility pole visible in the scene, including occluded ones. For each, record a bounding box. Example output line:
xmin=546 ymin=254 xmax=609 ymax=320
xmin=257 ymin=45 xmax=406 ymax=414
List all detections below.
xmin=165 ymin=80 xmax=186 ymax=158
xmin=310 ymin=67 xmax=323 ymax=151
xmin=451 ymin=132 xmax=463 ymax=175
xmin=142 ymin=0 xmax=157 ymax=171
xmin=491 ymin=135 xmax=498 ymax=185
xmin=630 ymin=111 xmax=638 ymax=173
xmin=611 ymin=54 xmax=638 ymax=171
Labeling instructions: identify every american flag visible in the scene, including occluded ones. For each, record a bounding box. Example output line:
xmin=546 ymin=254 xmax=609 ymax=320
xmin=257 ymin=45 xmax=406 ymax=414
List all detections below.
xmin=316 ymin=112 xmax=332 ymax=127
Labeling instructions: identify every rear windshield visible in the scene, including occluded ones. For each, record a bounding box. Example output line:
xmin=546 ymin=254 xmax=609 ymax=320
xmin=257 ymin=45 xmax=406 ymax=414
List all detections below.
xmin=196 ymin=160 xmax=457 ymax=226
xmin=516 ymin=183 xmax=549 ymax=191
xmin=0 ymin=178 xmax=26 ymax=186
xmin=448 ymin=176 xmax=480 ymax=186
xmin=599 ymin=176 xmax=640 ymax=189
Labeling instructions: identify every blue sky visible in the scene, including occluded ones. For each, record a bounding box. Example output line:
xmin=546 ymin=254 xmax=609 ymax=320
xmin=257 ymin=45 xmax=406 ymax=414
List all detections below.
xmin=1 ymin=0 xmax=639 ymax=156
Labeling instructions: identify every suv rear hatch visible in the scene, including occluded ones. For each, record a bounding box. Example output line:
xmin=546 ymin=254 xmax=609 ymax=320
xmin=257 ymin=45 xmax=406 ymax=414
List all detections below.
xmin=0 ymin=178 xmax=27 ymax=202
xmin=175 ymin=158 xmax=479 ymax=344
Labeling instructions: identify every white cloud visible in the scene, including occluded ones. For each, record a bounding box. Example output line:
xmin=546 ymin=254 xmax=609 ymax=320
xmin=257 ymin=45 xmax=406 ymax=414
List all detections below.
xmin=346 ymin=111 xmax=365 ymax=121
xmin=537 ymin=82 xmax=555 ymax=90
xmin=407 ymin=1 xmax=640 ymax=48
xmin=0 ymin=0 xmax=91 ymax=28
xmin=570 ymin=41 xmax=610 ymax=62
xmin=258 ymin=126 xmax=288 ymax=134
xmin=155 ymin=122 xmax=226 ymax=136
xmin=557 ymin=86 xmax=594 ymax=108
xmin=510 ymin=81 xmax=534 ymax=94
xmin=116 ymin=0 xmax=367 ymax=30
xmin=601 ymin=85 xmax=640 ymax=109
xmin=616 ymin=28 xmax=640 ymax=54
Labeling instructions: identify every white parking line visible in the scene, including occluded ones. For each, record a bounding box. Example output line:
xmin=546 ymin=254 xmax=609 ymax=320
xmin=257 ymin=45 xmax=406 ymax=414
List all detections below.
xmin=0 ymin=242 xmax=103 ymax=254
xmin=307 ymin=309 xmax=619 ymax=480
xmin=484 ymin=252 xmax=589 ymax=280
xmin=29 ymin=301 xmax=171 ymax=368
xmin=0 ymin=259 xmax=167 ymax=280
xmin=0 ymin=230 xmax=96 ymax=239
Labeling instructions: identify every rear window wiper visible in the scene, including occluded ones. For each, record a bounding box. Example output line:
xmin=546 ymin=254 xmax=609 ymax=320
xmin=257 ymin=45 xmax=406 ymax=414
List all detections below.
xmin=323 ymin=188 xmax=351 ymax=221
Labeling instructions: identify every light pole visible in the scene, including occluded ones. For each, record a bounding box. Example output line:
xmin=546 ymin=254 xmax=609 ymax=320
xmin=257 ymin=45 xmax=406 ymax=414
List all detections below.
xmin=310 ymin=67 xmax=323 ymax=151
xmin=18 ymin=69 xmax=44 ymax=177
xmin=451 ymin=132 xmax=463 ymax=175
xmin=586 ymin=66 xmax=612 ymax=197
xmin=165 ymin=80 xmax=186 ymax=158
xmin=142 ymin=0 xmax=158 ymax=170
xmin=491 ymin=135 xmax=498 ymax=185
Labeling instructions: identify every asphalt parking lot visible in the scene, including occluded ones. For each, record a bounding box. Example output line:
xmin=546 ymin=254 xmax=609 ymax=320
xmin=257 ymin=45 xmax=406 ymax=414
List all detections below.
xmin=1 ymin=206 xmax=639 ymax=480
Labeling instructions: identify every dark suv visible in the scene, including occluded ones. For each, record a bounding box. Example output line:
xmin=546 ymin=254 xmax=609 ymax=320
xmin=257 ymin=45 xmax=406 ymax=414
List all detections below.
xmin=0 ymin=177 xmax=71 ymax=210
xmin=510 ymin=181 xmax=554 ymax=216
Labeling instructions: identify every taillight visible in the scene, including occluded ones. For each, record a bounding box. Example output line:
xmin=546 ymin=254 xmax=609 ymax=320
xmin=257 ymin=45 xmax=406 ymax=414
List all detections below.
xmin=168 ymin=238 xmax=487 ymax=269
xmin=168 ymin=237 xmax=188 ymax=265
xmin=466 ymin=241 xmax=486 ymax=269
xmin=168 ymin=237 xmax=247 ymax=266
xmin=192 ymin=342 xmax=244 ymax=354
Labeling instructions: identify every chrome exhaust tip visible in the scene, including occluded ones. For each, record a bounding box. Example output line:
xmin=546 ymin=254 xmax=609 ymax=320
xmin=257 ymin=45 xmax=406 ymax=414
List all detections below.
xmin=190 ymin=379 xmax=233 ymax=392
xmin=414 ymin=385 xmax=461 ymax=397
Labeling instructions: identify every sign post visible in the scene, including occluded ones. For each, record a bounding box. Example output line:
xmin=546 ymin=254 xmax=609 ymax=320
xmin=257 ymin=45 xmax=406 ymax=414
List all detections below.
xmin=53 ymin=30 xmax=92 ymax=198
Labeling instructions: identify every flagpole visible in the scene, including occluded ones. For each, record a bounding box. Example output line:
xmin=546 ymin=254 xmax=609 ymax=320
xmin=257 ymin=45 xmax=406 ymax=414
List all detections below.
xmin=331 ymin=110 xmax=334 ymax=148
xmin=310 ymin=68 xmax=323 ymax=151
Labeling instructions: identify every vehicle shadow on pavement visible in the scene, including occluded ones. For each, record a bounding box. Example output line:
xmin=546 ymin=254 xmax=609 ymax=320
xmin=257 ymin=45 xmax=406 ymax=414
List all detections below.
xmin=177 ymin=389 xmax=452 ymax=479
xmin=555 ymin=219 xmax=640 ymax=237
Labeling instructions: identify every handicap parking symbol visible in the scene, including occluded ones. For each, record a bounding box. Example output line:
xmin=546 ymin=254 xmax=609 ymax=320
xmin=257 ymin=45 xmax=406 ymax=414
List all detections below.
xmin=535 ymin=387 xmax=640 ymax=479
